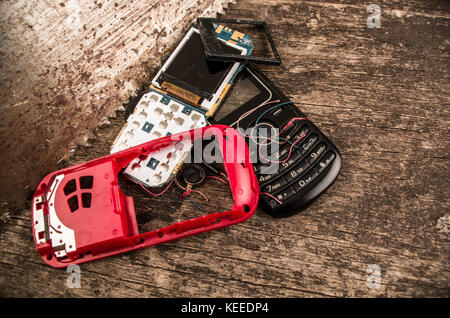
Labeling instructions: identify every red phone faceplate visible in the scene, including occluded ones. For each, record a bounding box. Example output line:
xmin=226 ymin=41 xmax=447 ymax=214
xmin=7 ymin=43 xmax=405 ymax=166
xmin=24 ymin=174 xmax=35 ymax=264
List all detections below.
xmin=31 ymin=125 xmax=259 ymax=268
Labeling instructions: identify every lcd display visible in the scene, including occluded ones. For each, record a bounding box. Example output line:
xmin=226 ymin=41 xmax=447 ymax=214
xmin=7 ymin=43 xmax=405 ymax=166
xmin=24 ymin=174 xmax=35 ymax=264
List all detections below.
xmin=159 ymin=32 xmax=242 ymax=100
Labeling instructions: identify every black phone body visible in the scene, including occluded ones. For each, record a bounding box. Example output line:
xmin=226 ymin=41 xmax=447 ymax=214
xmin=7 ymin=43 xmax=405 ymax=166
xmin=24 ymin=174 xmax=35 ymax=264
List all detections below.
xmin=212 ymin=64 xmax=342 ymax=217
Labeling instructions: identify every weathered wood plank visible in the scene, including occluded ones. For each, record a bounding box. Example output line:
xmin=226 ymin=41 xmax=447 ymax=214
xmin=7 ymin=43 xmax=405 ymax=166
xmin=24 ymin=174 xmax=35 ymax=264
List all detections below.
xmin=0 ymin=0 xmax=234 ymax=207
xmin=0 ymin=0 xmax=449 ymax=297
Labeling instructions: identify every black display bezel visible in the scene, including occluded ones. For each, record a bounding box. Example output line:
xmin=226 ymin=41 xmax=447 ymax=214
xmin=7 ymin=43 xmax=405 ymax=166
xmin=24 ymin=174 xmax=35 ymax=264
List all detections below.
xmin=215 ymin=66 xmax=273 ymax=125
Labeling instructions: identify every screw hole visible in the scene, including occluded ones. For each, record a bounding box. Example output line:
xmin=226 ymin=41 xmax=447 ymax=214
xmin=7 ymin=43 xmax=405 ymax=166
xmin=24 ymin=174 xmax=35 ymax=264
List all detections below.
xmin=243 ymin=205 xmax=251 ymax=213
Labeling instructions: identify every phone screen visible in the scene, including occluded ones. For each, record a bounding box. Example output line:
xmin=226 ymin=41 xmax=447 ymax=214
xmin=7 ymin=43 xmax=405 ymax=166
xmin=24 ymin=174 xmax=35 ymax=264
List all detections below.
xmin=163 ymin=32 xmax=242 ymax=98
xmin=214 ymin=74 xmax=262 ymax=121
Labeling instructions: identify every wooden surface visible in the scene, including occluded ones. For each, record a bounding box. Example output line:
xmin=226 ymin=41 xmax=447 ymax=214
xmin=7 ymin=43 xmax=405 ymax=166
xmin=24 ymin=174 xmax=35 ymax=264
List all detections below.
xmin=0 ymin=0 xmax=233 ymax=207
xmin=1 ymin=0 xmax=449 ymax=297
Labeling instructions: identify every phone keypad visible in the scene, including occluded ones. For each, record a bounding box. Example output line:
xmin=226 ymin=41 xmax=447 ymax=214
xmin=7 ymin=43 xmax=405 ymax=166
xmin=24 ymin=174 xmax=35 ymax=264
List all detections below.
xmin=255 ymin=124 xmax=337 ymax=210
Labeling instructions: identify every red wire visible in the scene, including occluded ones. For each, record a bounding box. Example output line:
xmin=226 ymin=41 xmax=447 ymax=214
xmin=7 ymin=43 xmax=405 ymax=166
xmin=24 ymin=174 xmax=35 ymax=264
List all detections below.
xmin=182 ymin=189 xmax=208 ymax=202
xmin=138 ymin=178 xmax=174 ymax=197
xmin=260 ymin=192 xmax=282 ymax=204
xmin=206 ymin=175 xmax=228 ymax=184
xmin=280 ymin=117 xmax=308 ymax=135
xmin=257 ymin=117 xmax=309 ymax=164
xmin=182 ymin=189 xmax=192 ymax=197
xmin=257 ymin=117 xmax=311 ymax=205
xmin=258 ymin=133 xmax=306 ymax=164
xmin=190 ymin=189 xmax=209 ymax=202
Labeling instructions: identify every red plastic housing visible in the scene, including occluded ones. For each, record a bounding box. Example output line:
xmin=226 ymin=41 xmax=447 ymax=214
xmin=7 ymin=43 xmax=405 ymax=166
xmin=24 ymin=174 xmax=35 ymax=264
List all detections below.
xmin=31 ymin=125 xmax=259 ymax=268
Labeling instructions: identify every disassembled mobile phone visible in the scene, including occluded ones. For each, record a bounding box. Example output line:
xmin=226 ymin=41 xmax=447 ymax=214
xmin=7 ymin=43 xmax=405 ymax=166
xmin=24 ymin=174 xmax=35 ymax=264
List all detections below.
xmin=212 ymin=64 xmax=342 ymax=217
xmin=197 ymin=17 xmax=281 ymax=65
xmin=111 ymin=25 xmax=253 ymax=188
xmin=32 ymin=126 xmax=259 ymax=268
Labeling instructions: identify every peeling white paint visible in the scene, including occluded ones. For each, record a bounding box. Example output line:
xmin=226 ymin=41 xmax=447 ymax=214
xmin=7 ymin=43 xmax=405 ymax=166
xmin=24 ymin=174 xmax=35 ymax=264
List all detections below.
xmin=0 ymin=0 xmax=235 ymax=206
xmin=436 ymin=215 xmax=449 ymax=234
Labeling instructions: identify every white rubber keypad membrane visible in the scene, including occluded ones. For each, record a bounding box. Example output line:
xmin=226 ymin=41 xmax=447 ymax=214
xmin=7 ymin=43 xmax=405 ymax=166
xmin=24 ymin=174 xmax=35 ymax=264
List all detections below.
xmin=111 ymin=90 xmax=206 ymax=187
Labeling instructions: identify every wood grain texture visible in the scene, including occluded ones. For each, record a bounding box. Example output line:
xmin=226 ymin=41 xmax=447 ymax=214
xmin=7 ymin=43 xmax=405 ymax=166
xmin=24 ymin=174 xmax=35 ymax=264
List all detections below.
xmin=0 ymin=0 xmax=234 ymax=207
xmin=0 ymin=0 xmax=449 ymax=297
